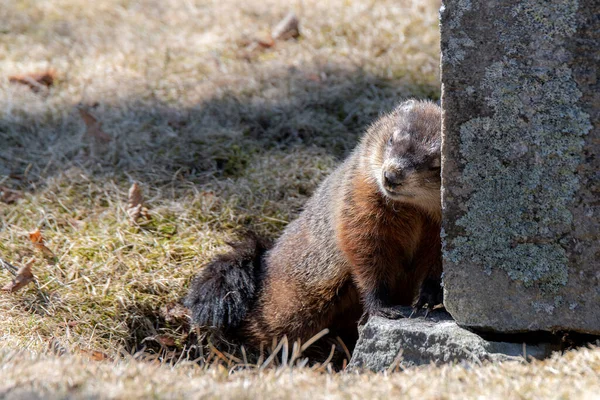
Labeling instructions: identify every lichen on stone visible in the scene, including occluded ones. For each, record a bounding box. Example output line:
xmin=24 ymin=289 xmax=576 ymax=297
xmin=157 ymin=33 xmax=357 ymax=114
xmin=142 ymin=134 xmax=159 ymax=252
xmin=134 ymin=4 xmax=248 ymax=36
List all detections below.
xmin=445 ymin=0 xmax=592 ymax=293
xmin=511 ymin=1 xmax=579 ymax=37
xmin=441 ymin=0 xmax=474 ymax=66
xmin=532 ymin=301 xmax=555 ymax=315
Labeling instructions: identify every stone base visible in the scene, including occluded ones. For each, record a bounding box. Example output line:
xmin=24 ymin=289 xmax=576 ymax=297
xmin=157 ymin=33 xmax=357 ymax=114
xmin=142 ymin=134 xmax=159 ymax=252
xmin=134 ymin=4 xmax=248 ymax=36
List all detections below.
xmin=348 ymin=307 xmax=556 ymax=372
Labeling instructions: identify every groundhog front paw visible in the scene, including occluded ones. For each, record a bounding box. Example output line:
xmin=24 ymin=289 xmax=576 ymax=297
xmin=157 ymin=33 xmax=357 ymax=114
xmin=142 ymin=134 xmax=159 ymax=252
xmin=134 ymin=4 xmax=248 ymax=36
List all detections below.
xmin=412 ymin=278 xmax=443 ymax=316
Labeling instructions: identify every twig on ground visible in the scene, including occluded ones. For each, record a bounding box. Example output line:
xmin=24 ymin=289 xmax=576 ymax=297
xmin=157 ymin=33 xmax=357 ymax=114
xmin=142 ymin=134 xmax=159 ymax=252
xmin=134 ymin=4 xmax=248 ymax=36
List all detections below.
xmin=0 ymin=256 xmax=19 ymax=276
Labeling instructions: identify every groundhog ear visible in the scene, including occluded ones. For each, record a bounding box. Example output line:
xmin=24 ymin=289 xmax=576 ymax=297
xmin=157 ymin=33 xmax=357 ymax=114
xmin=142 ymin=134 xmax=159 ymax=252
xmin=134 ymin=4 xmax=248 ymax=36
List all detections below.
xmin=398 ymin=99 xmax=417 ymax=112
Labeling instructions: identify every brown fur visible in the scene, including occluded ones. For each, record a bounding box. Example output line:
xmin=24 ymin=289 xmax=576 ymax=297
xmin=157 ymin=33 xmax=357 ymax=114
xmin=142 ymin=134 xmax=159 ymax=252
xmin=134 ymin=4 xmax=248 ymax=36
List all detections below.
xmin=242 ymin=100 xmax=442 ymax=351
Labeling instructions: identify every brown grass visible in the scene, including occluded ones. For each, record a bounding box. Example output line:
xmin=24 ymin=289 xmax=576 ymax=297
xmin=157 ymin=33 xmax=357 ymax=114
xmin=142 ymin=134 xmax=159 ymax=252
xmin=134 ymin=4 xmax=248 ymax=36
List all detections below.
xmin=1 ymin=0 xmax=598 ymax=398
xmin=1 ymin=346 xmax=599 ymax=399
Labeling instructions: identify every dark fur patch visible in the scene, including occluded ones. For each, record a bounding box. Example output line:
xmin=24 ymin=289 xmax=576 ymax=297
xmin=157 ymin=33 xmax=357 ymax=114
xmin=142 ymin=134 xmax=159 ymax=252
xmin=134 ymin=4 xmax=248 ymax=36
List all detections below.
xmin=184 ymin=234 xmax=271 ymax=332
xmin=413 ymin=277 xmax=444 ymax=310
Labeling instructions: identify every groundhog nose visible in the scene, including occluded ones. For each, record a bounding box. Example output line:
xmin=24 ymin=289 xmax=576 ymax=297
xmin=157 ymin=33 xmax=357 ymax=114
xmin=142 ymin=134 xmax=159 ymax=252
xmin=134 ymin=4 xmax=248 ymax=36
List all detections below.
xmin=384 ymin=170 xmax=404 ymax=188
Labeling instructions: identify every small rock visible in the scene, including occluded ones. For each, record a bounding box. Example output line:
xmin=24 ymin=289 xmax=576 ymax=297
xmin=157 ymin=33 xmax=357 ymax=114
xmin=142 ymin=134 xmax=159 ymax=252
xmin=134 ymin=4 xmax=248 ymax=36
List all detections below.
xmin=348 ymin=307 xmax=555 ymax=372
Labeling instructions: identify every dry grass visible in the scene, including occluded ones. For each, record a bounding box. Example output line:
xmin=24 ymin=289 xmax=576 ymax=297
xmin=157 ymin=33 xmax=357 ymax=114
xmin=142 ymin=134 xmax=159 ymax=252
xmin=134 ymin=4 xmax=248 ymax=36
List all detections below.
xmin=0 ymin=0 xmax=440 ymax=356
xmin=1 ymin=0 xmax=598 ymax=398
xmin=1 ymin=346 xmax=600 ymax=399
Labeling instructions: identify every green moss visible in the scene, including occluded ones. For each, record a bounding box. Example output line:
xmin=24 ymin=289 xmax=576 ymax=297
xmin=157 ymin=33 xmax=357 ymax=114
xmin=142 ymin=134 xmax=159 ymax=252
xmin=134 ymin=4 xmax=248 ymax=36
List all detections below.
xmin=445 ymin=0 xmax=592 ymax=293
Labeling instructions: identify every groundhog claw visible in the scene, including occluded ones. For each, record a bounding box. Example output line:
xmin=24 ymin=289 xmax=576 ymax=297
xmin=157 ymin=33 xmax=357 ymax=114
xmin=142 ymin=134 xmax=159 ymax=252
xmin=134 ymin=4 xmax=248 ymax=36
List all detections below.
xmin=413 ymin=277 xmax=443 ymax=314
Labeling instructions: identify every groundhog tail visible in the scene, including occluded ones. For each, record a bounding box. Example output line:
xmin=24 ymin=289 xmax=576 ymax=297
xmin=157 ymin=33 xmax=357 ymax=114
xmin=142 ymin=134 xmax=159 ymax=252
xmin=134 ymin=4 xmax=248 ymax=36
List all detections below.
xmin=184 ymin=233 xmax=270 ymax=332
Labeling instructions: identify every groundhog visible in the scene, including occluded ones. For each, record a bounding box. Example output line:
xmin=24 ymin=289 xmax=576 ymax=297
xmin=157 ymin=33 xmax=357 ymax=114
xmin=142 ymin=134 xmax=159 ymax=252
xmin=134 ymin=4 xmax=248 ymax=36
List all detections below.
xmin=185 ymin=99 xmax=443 ymax=360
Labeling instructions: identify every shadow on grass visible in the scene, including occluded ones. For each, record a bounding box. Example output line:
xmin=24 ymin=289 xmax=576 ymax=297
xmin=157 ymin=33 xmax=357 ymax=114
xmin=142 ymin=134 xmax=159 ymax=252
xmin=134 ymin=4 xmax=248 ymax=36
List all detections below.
xmin=1 ymin=64 xmax=439 ymax=187
xmin=1 ymin=64 xmax=439 ymax=358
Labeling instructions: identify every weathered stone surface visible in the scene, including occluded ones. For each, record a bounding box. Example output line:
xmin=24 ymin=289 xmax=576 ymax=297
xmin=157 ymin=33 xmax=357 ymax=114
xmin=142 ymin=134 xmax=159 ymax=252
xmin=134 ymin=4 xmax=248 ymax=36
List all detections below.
xmin=440 ymin=0 xmax=600 ymax=334
xmin=348 ymin=308 xmax=554 ymax=372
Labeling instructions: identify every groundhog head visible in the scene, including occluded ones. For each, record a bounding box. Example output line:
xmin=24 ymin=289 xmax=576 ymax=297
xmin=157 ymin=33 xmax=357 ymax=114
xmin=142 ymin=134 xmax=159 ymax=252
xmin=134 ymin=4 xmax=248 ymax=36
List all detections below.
xmin=366 ymin=99 xmax=442 ymax=213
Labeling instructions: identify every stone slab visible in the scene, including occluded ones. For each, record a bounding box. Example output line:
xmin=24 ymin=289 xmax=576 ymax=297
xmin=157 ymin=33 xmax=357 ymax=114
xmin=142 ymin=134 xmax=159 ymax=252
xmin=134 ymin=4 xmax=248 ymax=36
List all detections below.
xmin=348 ymin=308 xmax=555 ymax=372
xmin=440 ymin=0 xmax=600 ymax=334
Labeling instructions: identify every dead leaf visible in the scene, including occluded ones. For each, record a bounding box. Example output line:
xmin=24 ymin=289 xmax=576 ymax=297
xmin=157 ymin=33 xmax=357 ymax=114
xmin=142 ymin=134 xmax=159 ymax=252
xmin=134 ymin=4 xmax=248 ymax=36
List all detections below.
xmin=272 ymin=12 xmax=300 ymax=41
xmin=9 ymin=69 xmax=56 ymax=92
xmin=156 ymin=335 xmax=176 ymax=347
xmin=127 ymin=183 xmax=143 ymax=218
xmin=0 ymin=186 xmax=23 ymax=204
xmin=243 ymin=38 xmax=275 ymax=57
xmin=28 ymin=229 xmax=42 ymax=243
xmin=160 ymin=302 xmax=190 ymax=323
xmin=127 ymin=183 xmax=150 ymax=223
xmin=89 ymin=350 xmax=112 ymax=361
xmin=2 ymin=260 xmax=35 ymax=293
xmin=78 ymin=108 xmax=112 ymax=143
xmin=79 ymin=349 xmax=113 ymax=362
xmin=256 ymin=37 xmax=275 ymax=48
xmin=28 ymin=228 xmax=55 ymax=258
